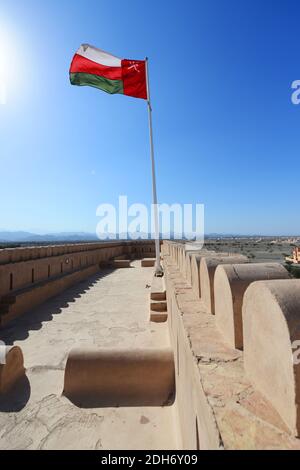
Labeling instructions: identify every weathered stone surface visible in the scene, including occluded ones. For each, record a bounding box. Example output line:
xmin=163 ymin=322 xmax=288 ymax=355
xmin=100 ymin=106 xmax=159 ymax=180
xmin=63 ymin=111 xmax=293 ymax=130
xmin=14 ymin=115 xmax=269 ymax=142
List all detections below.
xmin=215 ymin=401 xmax=300 ymax=450
xmin=2 ymin=239 xmax=300 ymax=450
xmin=0 ymin=261 xmax=178 ymax=450
xmin=185 ymin=252 xmax=193 ymax=285
xmin=183 ymin=248 xmax=207 ymax=282
xmin=243 ymin=279 xmax=300 ymax=437
xmin=200 ymin=255 xmax=248 ymax=314
xmin=163 ymin=244 xmax=300 ymax=449
xmin=189 ymin=250 xmax=216 ymax=299
xmin=215 ymin=263 xmax=289 ymax=349
xmin=0 ymin=345 xmax=25 ymax=394
xmin=191 ymin=255 xmax=202 ymax=298
xmin=63 ymin=347 xmax=175 ymax=407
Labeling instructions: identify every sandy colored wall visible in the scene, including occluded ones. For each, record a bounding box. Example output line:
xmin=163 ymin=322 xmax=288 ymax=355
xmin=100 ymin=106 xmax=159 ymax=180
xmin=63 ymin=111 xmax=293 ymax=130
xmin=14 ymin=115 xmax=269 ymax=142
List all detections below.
xmin=163 ymin=240 xmax=300 ymax=449
xmin=0 ymin=241 xmax=156 ymax=326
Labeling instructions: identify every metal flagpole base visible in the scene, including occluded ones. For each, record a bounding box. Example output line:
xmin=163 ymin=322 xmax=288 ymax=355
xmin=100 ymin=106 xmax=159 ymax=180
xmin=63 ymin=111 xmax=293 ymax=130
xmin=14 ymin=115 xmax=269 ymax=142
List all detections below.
xmin=154 ymin=265 xmax=164 ymax=277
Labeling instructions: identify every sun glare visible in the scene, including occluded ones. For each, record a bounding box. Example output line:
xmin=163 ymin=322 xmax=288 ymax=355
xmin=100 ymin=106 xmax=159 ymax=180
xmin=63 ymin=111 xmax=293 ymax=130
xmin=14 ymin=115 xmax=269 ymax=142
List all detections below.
xmin=0 ymin=40 xmax=8 ymax=104
xmin=0 ymin=25 xmax=21 ymax=105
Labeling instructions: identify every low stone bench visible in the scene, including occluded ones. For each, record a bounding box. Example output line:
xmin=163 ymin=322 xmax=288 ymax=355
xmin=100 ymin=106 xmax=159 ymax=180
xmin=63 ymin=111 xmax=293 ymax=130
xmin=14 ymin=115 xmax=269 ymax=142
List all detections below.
xmin=150 ymin=299 xmax=167 ymax=312
xmin=112 ymin=259 xmax=131 ymax=268
xmin=63 ymin=347 xmax=174 ymax=407
xmin=141 ymin=258 xmax=155 ymax=267
xmin=0 ymin=345 xmax=25 ymax=394
xmin=150 ymin=275 xmax=166 ymax=301
xmin=243 ymin=279 xmax=300 ymax=437
xmin=214 ymin=263 xmax=289 ymax=349
xmin=150 ymin=310 xmax=168 ymax=323
xmin=200 ymin=255 xmax=248 ymax=314
xmin=150 ymin=276 xmax=167 ymax=322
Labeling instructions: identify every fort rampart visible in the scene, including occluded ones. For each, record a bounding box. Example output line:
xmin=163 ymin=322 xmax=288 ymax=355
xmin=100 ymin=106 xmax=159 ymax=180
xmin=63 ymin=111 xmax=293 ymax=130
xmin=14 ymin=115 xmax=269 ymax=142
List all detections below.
xmin=1 ymin=239 xmax=300 ymax=449
xmin=163 ymin=241 xmax=300 ymax=449
xmin=0 ymin=241 xmax=156 ymax=326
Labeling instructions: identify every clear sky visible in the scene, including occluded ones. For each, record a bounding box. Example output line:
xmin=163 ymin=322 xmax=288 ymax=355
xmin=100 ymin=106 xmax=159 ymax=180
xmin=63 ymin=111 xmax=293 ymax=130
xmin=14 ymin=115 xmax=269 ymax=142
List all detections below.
xmin=0 ymin=0 xmax=299 ymax=235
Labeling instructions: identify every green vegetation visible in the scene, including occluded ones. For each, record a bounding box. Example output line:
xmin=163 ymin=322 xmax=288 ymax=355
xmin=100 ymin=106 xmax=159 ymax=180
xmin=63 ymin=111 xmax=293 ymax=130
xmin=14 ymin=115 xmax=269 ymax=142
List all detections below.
xmin=284 ymin=263 xmax=300 ymax=279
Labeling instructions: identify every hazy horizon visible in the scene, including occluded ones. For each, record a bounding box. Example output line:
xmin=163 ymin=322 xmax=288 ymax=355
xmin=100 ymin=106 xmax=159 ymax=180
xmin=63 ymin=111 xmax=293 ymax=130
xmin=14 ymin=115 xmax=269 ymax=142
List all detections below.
xmin=0 ymin=229 xmax=299 ymax=239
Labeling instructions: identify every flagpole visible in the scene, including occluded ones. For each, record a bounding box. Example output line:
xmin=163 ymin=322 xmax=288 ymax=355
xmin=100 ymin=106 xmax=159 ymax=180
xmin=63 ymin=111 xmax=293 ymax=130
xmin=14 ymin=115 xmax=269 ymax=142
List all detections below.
xmin=145 ymin=57 xmax=163 ymax=276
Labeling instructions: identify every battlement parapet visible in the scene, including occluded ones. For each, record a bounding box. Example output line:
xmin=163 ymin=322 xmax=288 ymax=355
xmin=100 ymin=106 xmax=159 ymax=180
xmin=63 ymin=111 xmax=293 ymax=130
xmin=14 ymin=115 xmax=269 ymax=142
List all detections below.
xmin=163 ymin=240 xmax=300 ymax=449
xmin=0 ymin=240 xmax=156 ymax=326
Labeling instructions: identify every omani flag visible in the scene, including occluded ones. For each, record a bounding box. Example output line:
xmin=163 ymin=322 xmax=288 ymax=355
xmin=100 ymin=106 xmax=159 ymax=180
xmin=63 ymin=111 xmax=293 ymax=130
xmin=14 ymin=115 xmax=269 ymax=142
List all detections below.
xmin=70 ymin=44 xmax=147 ymax=100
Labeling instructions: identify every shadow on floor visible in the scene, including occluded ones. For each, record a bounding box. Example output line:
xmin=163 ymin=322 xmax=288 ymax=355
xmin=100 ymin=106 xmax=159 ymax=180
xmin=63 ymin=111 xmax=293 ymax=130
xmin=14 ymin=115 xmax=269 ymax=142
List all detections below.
xmin=0 ymin=269 xmax=113 ymax=344
xmin=63 ymin=389 xmax=175 ymax=409
xmin=0 ymin=375 xmax=31 ymax=412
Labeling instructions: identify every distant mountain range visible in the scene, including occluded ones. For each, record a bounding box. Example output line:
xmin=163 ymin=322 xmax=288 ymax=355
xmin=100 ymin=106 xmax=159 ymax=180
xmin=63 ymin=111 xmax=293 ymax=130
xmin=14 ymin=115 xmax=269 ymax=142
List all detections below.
xmin=0 ymin=231 xmax=159 ymax=243
xmin=0 ymin=231 xmax=99 ymax=243
xmin=0 ymin=230 xmax=297 ymax=244
xmin=0 ymin=231 xmax=167 ymax=243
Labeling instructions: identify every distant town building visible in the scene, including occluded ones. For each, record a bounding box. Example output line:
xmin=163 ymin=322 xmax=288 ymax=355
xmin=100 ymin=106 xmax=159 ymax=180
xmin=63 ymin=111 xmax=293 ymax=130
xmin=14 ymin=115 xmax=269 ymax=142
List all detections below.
xmin=286 ymin=247 xmax=300 ymax=264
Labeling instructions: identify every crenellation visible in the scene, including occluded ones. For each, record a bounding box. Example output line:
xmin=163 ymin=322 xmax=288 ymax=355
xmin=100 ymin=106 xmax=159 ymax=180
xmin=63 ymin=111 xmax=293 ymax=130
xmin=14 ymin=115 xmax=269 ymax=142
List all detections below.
xmin=214 ymin=263 xmax=290 ymax=349
xmin=200 ymin=255 xmax=249 ymax=314
xmin=163 ymin=240 xmax=300 ymax=449
xmin=243 ymin=279 xmax=300 ymax=437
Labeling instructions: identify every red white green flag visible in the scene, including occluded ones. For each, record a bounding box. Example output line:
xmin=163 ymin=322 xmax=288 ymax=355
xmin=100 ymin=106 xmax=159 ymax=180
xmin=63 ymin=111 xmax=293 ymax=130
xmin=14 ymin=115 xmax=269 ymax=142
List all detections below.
xmin=69 ymin=44 xmax=147 ymax=100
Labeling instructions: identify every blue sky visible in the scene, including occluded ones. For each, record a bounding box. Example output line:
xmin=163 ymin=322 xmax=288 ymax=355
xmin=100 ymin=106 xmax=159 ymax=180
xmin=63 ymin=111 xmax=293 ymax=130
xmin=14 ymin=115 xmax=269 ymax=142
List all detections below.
xmin=0 ymin=0 xmax=299 ymax=235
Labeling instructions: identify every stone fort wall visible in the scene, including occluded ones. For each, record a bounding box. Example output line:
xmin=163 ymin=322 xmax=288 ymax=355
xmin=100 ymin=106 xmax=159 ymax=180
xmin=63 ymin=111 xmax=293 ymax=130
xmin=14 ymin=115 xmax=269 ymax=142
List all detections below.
xmin=163 ymin=241 xmax=300 ymax=449
xmin=0 ymin=241 xmax=156 ymax=326
xmin=1 ymin=239 xmax=300 ymax=449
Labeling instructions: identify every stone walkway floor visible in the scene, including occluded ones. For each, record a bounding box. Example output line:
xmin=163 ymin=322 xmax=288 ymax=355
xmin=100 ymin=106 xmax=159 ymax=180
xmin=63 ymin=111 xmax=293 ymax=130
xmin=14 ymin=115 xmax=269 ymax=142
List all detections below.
xmin=0 ymin=261 xmax=179 ymax=450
